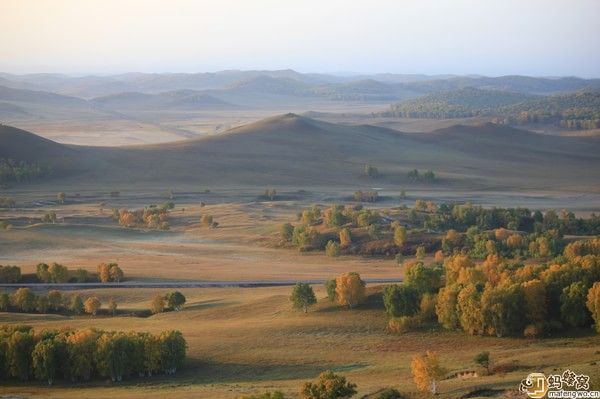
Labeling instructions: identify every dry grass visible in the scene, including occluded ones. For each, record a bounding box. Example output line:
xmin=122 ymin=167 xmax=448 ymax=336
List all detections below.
xmin=0 ymin=285 xmax=598 ymax=398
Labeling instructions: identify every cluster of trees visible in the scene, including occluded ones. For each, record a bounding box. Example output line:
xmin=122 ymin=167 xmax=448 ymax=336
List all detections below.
xmin=113 ymin=203 xmax=173 ymax=230
xmin=406 ymin=169 xmax=436 ymax=183
xmin=0 ymin=158 xmax=49 ymax=184
xmin=415 ymin=202 xmax=600 ymax=236
xmin=282 ymin=204 xmax=387 ymax=254
xmin=384 ymin=238 xmax=600 ymax=337
xmin=1 ymin=262 xmax=123 ymax=284
xmin=363 ymin=163 xmax=379 ymax=178
xmin=0 ymin=265 xmax=21 ymax=283
xmin=150 ymin=291 xmax=187 ymax=314
xmin=289 ymin=273 xmax=368 ymax=313
xmin=244 ymin=371 xmax=359 ymax=399
xmin=384 ymin=88 xmax=600 ymax=130
xmin=353 ymin=190 xmax=379 ymax=202
xmin=0 ymin=288 xmax=116 ymax=316
xmin=0 ymin=325 xmax=186 ymax=384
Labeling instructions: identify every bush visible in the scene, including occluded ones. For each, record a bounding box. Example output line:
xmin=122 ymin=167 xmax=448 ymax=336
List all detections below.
xmin=325 ymin=240 xmax=341 ymax=257
xmin=387 ymin=316 xmax=421 ymax=334
xmin=300 ymin=370 xmax=357 ymax=399
xmin=377 ymin=388 xmax=404 ymax=399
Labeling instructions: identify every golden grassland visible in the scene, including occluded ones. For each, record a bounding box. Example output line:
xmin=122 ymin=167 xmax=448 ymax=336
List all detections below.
xmin=0 ymin=285 xmax=599 ymax=398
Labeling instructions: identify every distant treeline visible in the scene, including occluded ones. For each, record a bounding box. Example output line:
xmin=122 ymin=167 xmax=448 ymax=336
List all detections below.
xmin=0 ymin=262 xmax=124 ymax=284
xmin=0 ymin=158 xmax=50 ymax=184
xmin=0 ymin=325 xmax=186 ymax=385
xmin=383 ymin=88 xmax=600 ymax=130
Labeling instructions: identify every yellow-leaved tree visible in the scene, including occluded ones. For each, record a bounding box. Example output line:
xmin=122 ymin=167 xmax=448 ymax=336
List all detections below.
xmin=335 ymin=272 xmax=366 ymax=309
xmin=411 ymin=350 xmax=445 ymax=394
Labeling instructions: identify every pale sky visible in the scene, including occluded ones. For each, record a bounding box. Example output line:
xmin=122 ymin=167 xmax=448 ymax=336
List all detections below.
xmin=1 ymin=0 xmax=599 ymax=77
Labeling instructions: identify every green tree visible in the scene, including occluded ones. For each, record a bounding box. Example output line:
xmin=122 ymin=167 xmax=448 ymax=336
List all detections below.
xmin=0 ymin=292 xmax=10 ymax=311
xmin=290 ymin=283 xmax=317 ymax=313
xmin=300 ymin=370 xmax=357 ymax=399
xmin=167 ymin=291 xmax=186 ymax=311
xmin=159 ymin=330 xmax=186 ymax=374
xmin=383 ymin=284 xmax=420 ymax=318
xmin=75 ymin=268 xmax=88 ymax=283
xmin=481 ymin=283 xmax=526 ymax=337
xmin=36 ymin=263 xmax=51 ymax=283
xmin=474 ymin=351 xmax=490 ymax=373
xmin=405 ymin=262 xmax=442 ymax=294
xmin=560 ymin=282 xmax=592 ymax=328
xmin=325 ymin=279 xmax=337 ymax=302
xmin=8 ymin=330 xmax=35 ymax=380
xmin=32 ymin=338 xmax=62 ymax=385
xmin=280 ymin=223 xmax=294 ymax=242
xmin=69 ymin=294 xmax=84 ymax=315
xmin=48 ymin=263 xmax=69 ymax=283
xmin=11 ymin=287 xmax=37 ymax=312
xmin=243 ymin=392 xmax=286 ymax=399
xmin=95 ymin=333 xmax=129 ymax=382
xmin=47 ymin=290 xmax=63 ymax=312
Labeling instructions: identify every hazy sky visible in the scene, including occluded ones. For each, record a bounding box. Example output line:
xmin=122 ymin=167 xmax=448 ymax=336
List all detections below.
xmin=1 ymin=0 xmax=599 ymax=77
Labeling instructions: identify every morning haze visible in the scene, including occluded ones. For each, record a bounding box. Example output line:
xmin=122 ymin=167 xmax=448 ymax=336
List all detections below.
xmin=0 ymin=1 xmax=599 ymax=399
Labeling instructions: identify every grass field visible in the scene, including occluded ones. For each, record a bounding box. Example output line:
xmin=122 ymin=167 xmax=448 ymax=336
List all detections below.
xmin=1 ymin=285 xmax=598 ymax=398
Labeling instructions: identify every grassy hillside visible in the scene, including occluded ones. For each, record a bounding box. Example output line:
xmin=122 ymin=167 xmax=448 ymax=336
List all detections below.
xmin=0 ymin=114 xmax=598 ymax=191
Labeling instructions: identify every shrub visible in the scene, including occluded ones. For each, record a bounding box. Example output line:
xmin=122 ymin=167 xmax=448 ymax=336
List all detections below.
xmin=300 ymin=370 xmax=357 ymax=399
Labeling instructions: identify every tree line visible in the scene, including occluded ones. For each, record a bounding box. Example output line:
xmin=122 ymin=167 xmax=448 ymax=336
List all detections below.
xmin=0 ymin=325 xmax=186 ymax=385
xmin=0 ymin=262 xmax=124 ymax=284
xmin=0 ymin=158 xmax=50 ymax=184
xmin=0 ymin=288 xmax=117 ymax=316
xmin=382 ymin=238 xmax=600 ymax=337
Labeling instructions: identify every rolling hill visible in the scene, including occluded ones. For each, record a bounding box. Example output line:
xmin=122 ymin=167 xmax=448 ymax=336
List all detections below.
xmin=0 ymin=114 xmax=598 ymax=192
xmin=91 ymin=90 xmax=237 ymax=111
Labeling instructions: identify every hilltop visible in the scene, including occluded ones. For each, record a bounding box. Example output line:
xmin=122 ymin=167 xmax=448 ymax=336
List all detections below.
xmin=0 ymin=114 xmax=598 ymax=191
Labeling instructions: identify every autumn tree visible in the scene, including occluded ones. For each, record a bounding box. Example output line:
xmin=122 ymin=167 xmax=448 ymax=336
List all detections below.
xmin=300 ymin=370 xmax=357 ymax=399
xmin=325 ymin=240 xmax=340 ymax=257
xmin=363 ymin=163 xmax=379 ymax=178
xmin=335 ymin=272 xmax=366 ymax=309
xmin=411 ymin=351 xmax=445 ymax=395
xmin=84 ymin=296 xmax=101 ymax=316
xmin=151 ymin=294 xmax=166 ymax=314
xmin=57 ymin=192 xmax=66 ymax=204
xmin=65 ymin=329 xmax=97 ymax=381
xmin=394 ymin=226 xmax=407 ymax=247
xmin=36 ymin=263 xmax=51 ymax=282
xmin=166 ymin=291 xmax=186 ymax=311
xmin=587 ymin=282 xmax=600 ymax=333
xmin=11 ymin=287 xmax=37 ymax=312
xmin=339 ymin=228 xmax=352 ymax=248
xmin=521 ymin=280 xmax=547 ymax=324
xmin=95 ymin=333 xmax=129 ymax=382
xmin=435 ymin=284 xmax=461 ymax=330
xmin=109 ymin=263 xmax=124 ymax=282
xmin=457 ymin=284 xmax=485 ymax=335
xmin=481 ymin=283 xmax=526 ymax=337
xmin=290 ymin=283 xmax=317 ymax=313
xmin=201 ymin=214 xmax=213 ymax=227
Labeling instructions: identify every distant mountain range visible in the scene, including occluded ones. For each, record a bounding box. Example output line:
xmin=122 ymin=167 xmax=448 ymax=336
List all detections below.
xmin=1 ymin=70 xmax=599 ymax=126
